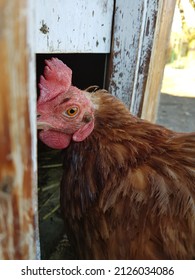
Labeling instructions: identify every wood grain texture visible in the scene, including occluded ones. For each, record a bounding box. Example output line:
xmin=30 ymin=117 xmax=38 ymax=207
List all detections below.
xmin=0 ymin=0 xmax=37 ymax=259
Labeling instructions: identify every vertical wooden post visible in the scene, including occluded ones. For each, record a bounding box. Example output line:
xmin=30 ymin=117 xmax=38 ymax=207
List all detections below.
xmin=107 ymin=0 xmax=160 ymax=114
xmin=0 ymin=0 xmax=38 ymax=259
xmin=141 ymin=0 xmax=177 ymax=121
xmin=107 ymin=0 xmax=176 ymax=120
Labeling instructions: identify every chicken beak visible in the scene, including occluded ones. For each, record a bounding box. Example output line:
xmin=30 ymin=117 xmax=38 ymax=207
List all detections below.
xmin=37 ymin=122 xmax=44 ymax=130
xmin=37 ymin=114 xmax=49 ymax=130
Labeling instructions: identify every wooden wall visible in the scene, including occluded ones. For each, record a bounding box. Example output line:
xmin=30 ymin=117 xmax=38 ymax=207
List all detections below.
xmin=0 ymin=0 xmax=38 ymax=259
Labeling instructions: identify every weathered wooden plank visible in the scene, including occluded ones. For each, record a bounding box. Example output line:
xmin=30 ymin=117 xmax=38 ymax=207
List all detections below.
xmin=130 ymin=0 xmax=159 ymax=116
xmin=107 ymin=0 xmax=145 ymax=107
xmin=107 ymin=0 xmax=160 ymax=115
xmin=35 ymin=0 xmax=114 ymax=53
xmin=141 ymin=0 xmax=177 ymax=121
xmin=0 ymin=0 xmax=38 ymax=259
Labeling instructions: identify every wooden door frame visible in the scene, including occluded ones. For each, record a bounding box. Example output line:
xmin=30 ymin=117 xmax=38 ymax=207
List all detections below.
xmin=0 ymin=0 xmax=38 ymax=259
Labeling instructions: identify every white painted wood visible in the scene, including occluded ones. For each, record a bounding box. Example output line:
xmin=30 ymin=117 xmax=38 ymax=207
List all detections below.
xmin=108 ymin=0 xmax=160 ymax=114
xmin=108 ymin=0 xmax=148 ymax=109
xmin=35 ymin=0 xmax=114 ymax=53
xmin=130 ymin=0 xmax=159 ymax=115
xmin=28 ymin=0 xmax=40 ymax=259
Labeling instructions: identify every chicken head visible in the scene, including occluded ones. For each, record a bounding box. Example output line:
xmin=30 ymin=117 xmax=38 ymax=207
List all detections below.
xmin=37 ymin=58 xmax=95 ymax=149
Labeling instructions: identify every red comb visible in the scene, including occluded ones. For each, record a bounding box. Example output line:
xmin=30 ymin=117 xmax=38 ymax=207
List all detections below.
xmin=38 ymin=58 xmax=72 ymax=104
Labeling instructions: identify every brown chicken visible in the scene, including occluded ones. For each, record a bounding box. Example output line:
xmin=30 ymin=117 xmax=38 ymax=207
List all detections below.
xmin=37 ymin=58 xmax=195 ymax=260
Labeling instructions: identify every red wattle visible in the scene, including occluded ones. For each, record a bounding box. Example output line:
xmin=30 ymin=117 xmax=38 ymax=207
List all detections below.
xmin=73 ymin=121 xmax=94 ymax=142
xmin=39 ymin=130 xmax=72 ymax=149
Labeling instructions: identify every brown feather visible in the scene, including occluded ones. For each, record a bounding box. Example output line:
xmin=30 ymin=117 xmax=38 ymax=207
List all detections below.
xmin=60 ymin=90 xmax=195 ymax=259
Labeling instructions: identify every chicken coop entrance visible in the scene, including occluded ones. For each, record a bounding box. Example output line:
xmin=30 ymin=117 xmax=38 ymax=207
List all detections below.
xmin=36 ymin=54 xmax=108 ymax=92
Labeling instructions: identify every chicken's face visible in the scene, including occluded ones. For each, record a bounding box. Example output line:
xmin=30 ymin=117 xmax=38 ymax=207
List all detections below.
xmin=37 ymin=87 xmax=95 ymax=149
xmin=37 ymin=58 xmax=95 ymax=149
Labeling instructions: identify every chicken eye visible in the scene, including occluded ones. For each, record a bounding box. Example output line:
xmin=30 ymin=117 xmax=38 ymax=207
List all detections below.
xmin=65 ymin=107 xmax=79 ymax=117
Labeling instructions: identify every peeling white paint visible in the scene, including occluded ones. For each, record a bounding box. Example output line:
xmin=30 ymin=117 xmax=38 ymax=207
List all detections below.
xmin=131 ymin=0 xmax=159 ymax=116
xmin=130 ymin=0 xmax=149 ymax=113
xmin=35 ymin=0 xmax=114 ymax=53
xmin=28 ymin=0 xmax=40 ymax=260
xmin=108 ymin=0 xmax=160 ymax=116
xmin=108 ymin=0 xmax=147 ymax=108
